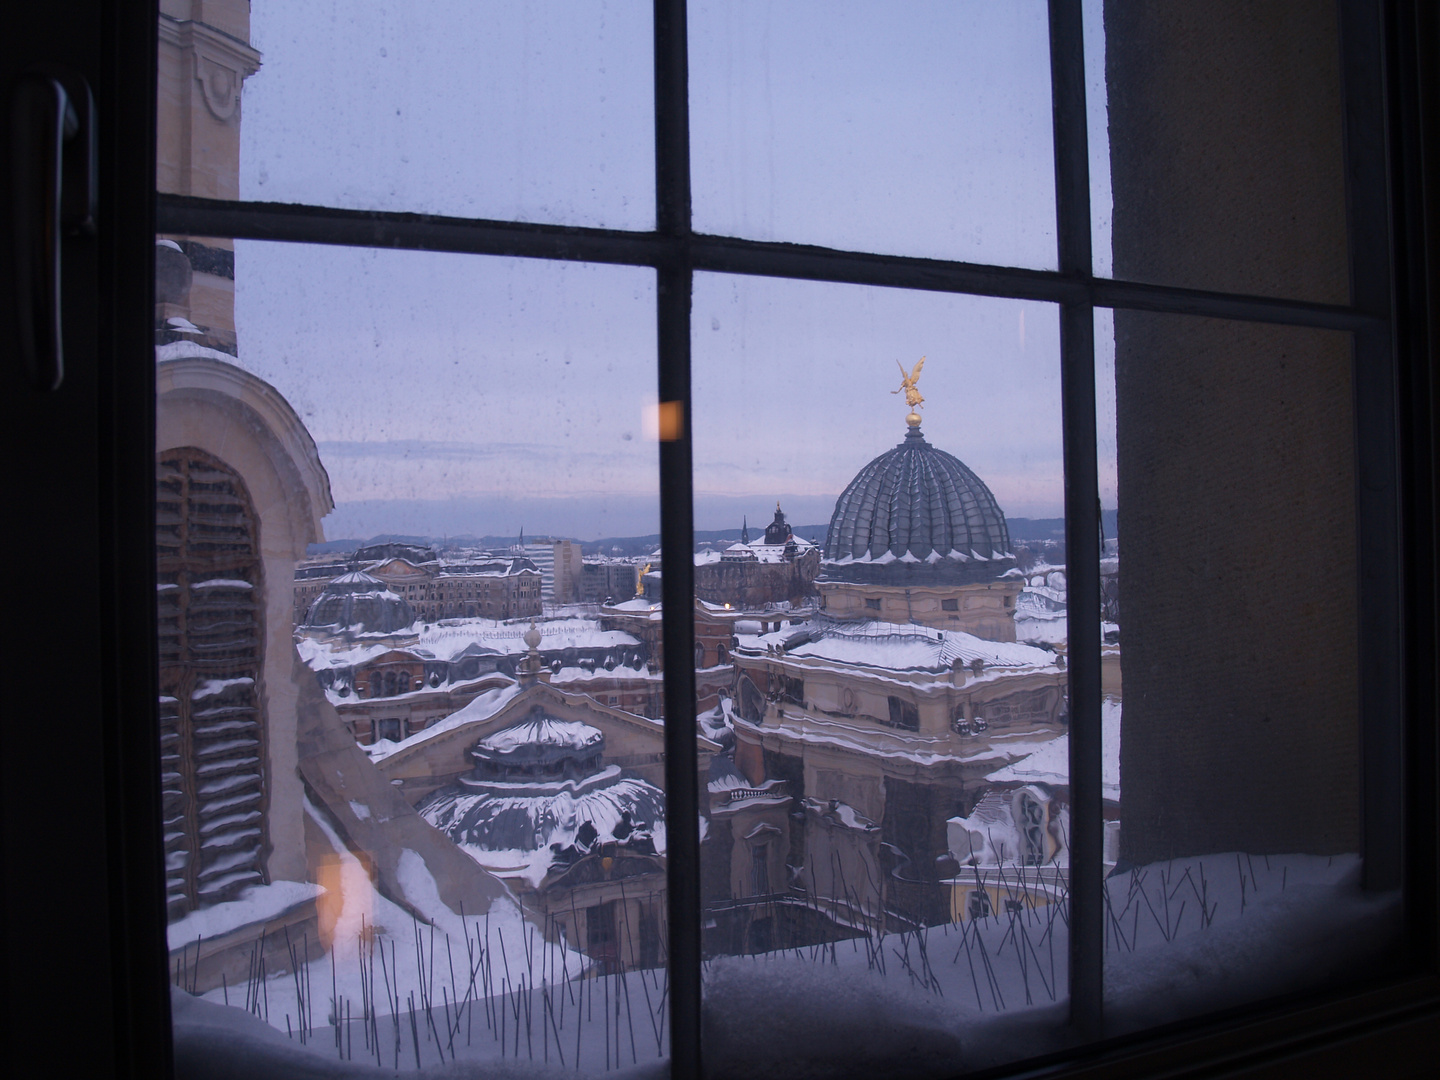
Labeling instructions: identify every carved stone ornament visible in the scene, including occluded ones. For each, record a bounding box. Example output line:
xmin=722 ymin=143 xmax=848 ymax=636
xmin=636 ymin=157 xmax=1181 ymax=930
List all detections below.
xmin=162 ymin=15 xmax=263 ymax=124
xmin=194 ymin=53 xmax=241 ymax=120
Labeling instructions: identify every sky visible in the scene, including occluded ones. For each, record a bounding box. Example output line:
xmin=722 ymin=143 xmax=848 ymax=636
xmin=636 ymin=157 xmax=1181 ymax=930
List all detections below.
xmin=229 ymin=1 xmax=1115 ymax=541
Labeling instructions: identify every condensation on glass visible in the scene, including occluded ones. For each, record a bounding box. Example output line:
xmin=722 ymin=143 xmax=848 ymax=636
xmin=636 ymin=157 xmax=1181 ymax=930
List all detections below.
xmin=156 ymin=0 xmax=655 ymax=228
xmin=1098 ymin=308 xmax=1400 ymax=1033
xmin=690 ymin=273 xmax=1074 ymax=1075
xmin=688 ymin=0 xmax=1058 ymax=268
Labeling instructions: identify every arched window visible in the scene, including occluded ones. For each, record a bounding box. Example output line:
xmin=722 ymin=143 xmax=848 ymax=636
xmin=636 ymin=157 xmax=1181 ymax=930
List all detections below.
xmin=155 ymin=448 xmax=267 ymax=917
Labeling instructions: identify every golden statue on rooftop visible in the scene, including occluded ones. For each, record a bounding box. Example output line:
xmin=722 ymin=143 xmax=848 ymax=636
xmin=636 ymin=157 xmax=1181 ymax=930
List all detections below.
xmin=893 ymin=356 xmax=926 ymax=426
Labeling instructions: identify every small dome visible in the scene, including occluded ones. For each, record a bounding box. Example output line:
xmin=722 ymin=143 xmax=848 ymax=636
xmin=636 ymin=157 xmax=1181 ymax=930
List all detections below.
xmin=823 ymin=425 xmax=1014 ymax=585
xmin=302 ymin=570 xmax=415 ymax=634
xmin=470 ymin=713 xmax=605 ymax=779
xmin=418 ymin=707 xmax=663 ymax=853
xmin=419 ymin=771 xmax=664 ymax=853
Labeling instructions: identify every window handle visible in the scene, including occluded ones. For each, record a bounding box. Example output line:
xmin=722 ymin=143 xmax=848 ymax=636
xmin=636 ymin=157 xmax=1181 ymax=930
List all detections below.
xmin=8 ymin=70 xmax=96 ymax=392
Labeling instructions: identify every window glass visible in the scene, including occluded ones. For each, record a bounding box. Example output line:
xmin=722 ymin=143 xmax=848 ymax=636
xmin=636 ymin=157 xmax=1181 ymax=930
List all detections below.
xmin=157 ymin=1 xmax=655 ymax=228
xmin=1083 ymin=0 xmax=1114 ymax=279
xmin=1095 ymin=2 xmax=1350 ymax=304
xmin=157 ymin=238 xmax=670 ymax=1069
xmin=1101 ymin=308 xmax=1402 ymax=1030
xmin=692 ymin=274 xmax=1077 ymax=1074
xmin=147 ymin=0 xmax=1416 ymax=1074
xmin=689 ymin=0 xmax=1058 ymax=267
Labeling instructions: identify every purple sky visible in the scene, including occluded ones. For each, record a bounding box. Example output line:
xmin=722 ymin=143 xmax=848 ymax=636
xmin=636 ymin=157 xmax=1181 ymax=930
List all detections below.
xmin=227 ymin=1 xmax=1115 ymax=540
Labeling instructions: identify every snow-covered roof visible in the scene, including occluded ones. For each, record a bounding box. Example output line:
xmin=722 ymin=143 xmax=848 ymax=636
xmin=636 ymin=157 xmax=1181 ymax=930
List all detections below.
xmin=707 ymin=754 xmax=750 ymax=793
xmin=435 ymin=557 xmax=538 ymax=578
xmin=549 ymin=663 xmax=658 ymax=685
xmin=1014 ymin=614 xmax=1068 ymax=645
xmin=803 ymin=797 xmax=879 ymax=833
xmin=365 ymin=683 xmax=524 ymax=762
xmin=477 ymin=717 xmax=603 ymax=756
xmin=947 ymin=786 xmax=1069 ymax=868
xmin=741 ymin=618 xmax=1058 ymax=674
xmin=300 ymin=615 xmax=643 ymax=670
xmin=418 ymin=618 xmax=640 ymax=658
xmin=421 ymin=767 xmax=664 ymax=853
xmin=605 ymin=597 xmax=662 ymax=615
xmin=709 ymin=535 xmax=817 ymax=565
xmin=302 ymin=571 xmax=416 ymax=635
xmin=985 ymin=699 xmax=1122 ymax=801
xmin=326 ymin=570 xmax=387 ymax=590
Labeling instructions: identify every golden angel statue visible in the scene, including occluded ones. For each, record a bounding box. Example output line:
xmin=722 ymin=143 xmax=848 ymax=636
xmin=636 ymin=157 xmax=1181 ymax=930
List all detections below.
xmin=892 ymin=356 xmax=926 ymax=418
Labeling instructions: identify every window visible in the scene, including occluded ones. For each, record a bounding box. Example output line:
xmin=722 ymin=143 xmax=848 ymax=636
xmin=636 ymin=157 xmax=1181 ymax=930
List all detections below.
xmin=750 ymin=843 xmax=770 ymax=897
xmin=147 ymin=1 xmax=1432 ymax=1073
xmin=155 ymin=448 xmax=266 ymax=917
xmin=4 ymin=1 xmax=1433 ymax=1078
xmin=885 ymin=695 xmax=921 ymax=732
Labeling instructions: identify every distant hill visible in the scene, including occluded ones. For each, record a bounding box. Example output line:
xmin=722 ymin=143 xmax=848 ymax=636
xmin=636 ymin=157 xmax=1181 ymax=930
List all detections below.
xmin=309 ymin=512 xmax=1117 ymax=558
xmin=1007 ymin=511 xmax=1119 ymax=543
xmin=306 ymin=533 xmax=579 ymax=557
xmin=581 ymin=525 xmax=833 ymax=558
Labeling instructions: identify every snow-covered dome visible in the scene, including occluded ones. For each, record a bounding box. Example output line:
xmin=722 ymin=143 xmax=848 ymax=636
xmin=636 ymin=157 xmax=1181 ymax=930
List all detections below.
xmin=419 ymin=770 xmax=664 ymax=853
xmin=417 ymin=706 xmax=664 ymax=854
xmin=469 ymin=713 xmax=605 ymax=781
xmin=822 ymin=423 xmax=1015 ymax=585
xmin=302 ymin=570 xmax=415 ymax=634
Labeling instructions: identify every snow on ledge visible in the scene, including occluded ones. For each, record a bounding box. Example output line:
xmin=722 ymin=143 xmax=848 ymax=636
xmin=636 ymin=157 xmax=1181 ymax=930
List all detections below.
xmin=167 ymin=849 xmax=1400 ymax=1079
xmin=167 ymin=881 xmax=322 ymax=951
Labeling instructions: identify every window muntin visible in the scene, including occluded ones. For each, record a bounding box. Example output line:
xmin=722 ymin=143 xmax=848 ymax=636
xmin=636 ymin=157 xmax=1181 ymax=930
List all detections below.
xmin=149 ymin=1 xmax=1420 ymax=1076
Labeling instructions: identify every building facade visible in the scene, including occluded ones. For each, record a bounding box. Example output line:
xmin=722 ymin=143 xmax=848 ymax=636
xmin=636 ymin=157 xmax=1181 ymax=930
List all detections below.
xmin=294 ymin=551 xmax=542 ymax=625
xmin=702 ymin=412 xmax=1069 ymax=943
xmin=694 ymin=503 xmax=823 ymax=608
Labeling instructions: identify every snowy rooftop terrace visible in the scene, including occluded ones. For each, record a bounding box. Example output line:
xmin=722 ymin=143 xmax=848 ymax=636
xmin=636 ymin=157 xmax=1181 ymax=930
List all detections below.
xmin=296 ymin=616 xmax=641 ymax=669
xmin=737 ymin=617 xmax=1061 ymax=675
xmin=363 ymin=683 xmax=525 ymax=762
xmin=476 ymin=716 xmax=603 ymax=756
xmin=985 ymin=698 xmax=1123 ymax=801
xmin=695 ymin=535 xmax=818 ymax=565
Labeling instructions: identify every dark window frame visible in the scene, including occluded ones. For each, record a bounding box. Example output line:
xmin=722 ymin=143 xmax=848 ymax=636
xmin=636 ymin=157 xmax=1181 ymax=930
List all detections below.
xmin=17 ymin=0 xmax=1421 ymax=1077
